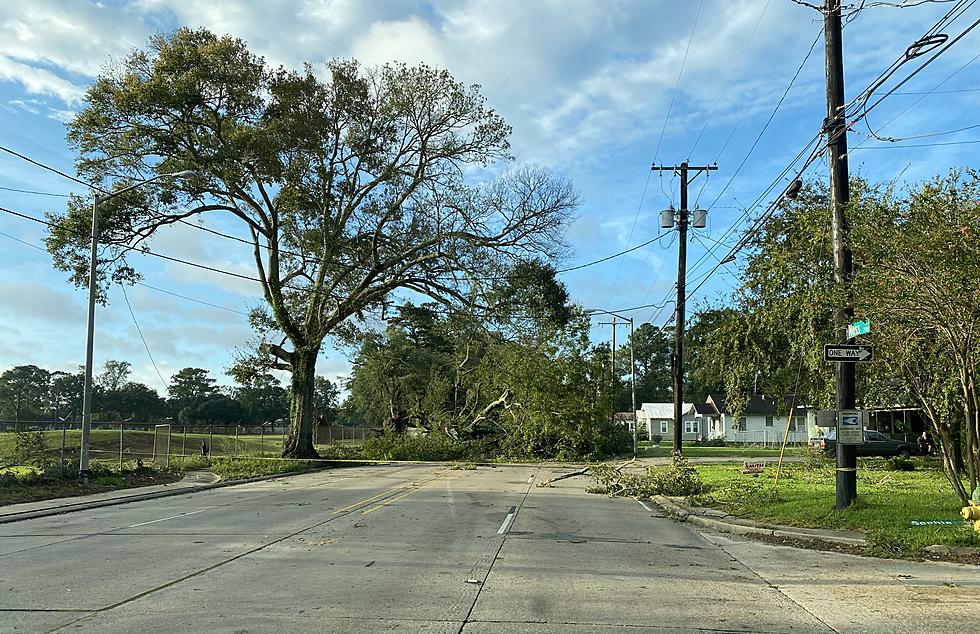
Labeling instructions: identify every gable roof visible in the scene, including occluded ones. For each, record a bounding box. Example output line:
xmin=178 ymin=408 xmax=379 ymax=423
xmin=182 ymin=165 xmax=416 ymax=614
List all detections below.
xmin=693 ymin=401 xmax=719 ymax=415
xmin=639 ymin=402 xmax=694 ymax=419
xmin=707 ymin=393 xmax=809 ymax=415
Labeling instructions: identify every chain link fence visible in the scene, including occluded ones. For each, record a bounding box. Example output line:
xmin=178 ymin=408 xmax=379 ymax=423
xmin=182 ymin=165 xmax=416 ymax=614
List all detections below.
xmin=0 ymin=420 xmax=378 ymax=469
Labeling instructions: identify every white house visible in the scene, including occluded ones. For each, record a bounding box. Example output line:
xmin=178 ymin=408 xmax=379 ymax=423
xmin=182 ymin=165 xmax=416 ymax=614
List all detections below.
xmin=704 ymin=394 xmax=814 ymax=445
xmin=635 ymin=402 xmax=698 ymax=441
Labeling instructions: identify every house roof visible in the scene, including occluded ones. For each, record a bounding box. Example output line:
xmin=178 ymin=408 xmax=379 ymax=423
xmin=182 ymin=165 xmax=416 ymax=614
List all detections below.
xmin=692 ymin=402 xmax=718 ymax=415
xmin=639 ymin=402 xmax=694 ymax=419
xmin=707 ymin=393 xmax=809 ymax=415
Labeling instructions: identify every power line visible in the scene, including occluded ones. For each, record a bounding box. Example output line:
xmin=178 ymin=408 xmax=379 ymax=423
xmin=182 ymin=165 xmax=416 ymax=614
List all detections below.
xmin=0 ymin=145 xmax=103 ymax=193
xmin=851 ymin=137 xmax=980 ymax=148
xmin=682 ymin=6 xmax=980 ymax=303
xmin=0 ymin=184 xmax=71 ymax=197
xmin=118 ymin=277 xmax=170 ymax=391
xmin=688 ymin=0 xmax=773 ymax=159
xmin=134 ymin=282 xmax=251 ymax=316
xmin=3 ymin=174 xmax=674 ymax=280
xmin=652 ymin=0 xmax=704 ymax=162
xmin=609 ymin=0 xmax=704 ymax=303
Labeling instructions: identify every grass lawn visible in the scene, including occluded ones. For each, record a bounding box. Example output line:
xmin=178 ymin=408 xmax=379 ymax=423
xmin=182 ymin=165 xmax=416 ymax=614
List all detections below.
xmin=690 ymin=459 xmax=979 ymax=558
xmin=637 ymin=442 xmax=785 ymax=459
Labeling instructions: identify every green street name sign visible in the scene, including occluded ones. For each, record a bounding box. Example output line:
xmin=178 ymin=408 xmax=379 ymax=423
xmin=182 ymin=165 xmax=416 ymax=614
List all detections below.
xmin=846 ymin=320 xmax=870 ymax=338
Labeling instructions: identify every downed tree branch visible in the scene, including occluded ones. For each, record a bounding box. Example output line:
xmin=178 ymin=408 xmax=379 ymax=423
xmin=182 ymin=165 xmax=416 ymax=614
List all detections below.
xmin=536 ymin=457 xmax=635 ymax=487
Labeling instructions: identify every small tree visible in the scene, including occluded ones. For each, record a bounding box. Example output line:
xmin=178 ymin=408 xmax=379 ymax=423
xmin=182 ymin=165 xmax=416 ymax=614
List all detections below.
xmin=854 ymin=170 xmax=980 ymax=503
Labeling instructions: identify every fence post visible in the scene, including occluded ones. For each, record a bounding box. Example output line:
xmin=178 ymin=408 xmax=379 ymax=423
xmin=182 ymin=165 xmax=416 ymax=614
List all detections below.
xmin=182 ymin=426 xmax=187 ymax=457
xmin=166 ymin=425 xmax=172 ymax=468
xmin=61 ymin=420 xmax=67 ymax=477
xmin=260 ymin=424 xmax=265 ymax=457
xmin=209 ymin=428 xmax=214 ymax=457
xmin=119 ymin=422 xmax=124 ymax=470
xmin=235 ymin=424 xmax=240 ymax=455
xmin=328 ymin=426 xmax=332 ymax=443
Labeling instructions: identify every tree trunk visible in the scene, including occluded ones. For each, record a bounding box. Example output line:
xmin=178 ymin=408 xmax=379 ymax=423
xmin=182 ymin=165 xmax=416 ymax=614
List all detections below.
xmin=282 ymin=348 xmax=319 ymax=459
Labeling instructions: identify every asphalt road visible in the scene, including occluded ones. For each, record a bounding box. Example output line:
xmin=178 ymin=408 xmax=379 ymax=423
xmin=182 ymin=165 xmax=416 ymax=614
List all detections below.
xmin=1 ymin=463 xmax=977 ymax=633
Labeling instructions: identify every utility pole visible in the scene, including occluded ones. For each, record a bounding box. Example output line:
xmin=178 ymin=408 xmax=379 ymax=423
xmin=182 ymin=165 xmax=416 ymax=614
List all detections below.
xmin=824 ymin=0 xmax=857 ymax=509
xmin=652 ymin=161 xmax=717 ymax=453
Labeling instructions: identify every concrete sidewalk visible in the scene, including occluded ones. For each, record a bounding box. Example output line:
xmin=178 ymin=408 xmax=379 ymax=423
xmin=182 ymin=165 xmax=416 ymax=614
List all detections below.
xmin=0 ymin=470 xmax=221 ymax=524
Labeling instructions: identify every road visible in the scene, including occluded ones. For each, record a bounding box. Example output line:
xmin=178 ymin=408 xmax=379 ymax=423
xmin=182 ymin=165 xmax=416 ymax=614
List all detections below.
xmin=1 ymin=463 xmax=977 ymax=633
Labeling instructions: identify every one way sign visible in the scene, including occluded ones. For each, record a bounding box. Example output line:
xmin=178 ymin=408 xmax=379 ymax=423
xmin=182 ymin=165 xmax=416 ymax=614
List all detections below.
xmin=824 ymin=344 xmax=874 ymax=363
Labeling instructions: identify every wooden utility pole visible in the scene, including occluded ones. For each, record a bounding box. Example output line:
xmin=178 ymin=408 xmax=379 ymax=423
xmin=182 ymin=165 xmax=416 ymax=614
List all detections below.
xmin=652 ymin=161 xmax=717 ymax=453
xmin=824 ymin=0 xmax=857 ymax=508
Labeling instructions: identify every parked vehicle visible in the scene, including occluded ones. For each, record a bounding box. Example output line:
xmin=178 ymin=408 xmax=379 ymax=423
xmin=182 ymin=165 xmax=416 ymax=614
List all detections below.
xmin=818 ymin=429 xmax=918 ymax=458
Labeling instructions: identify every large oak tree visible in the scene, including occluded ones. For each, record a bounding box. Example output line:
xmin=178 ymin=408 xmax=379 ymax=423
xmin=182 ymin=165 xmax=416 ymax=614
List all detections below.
xmin=46 ymin=29 xmax=575 ymax=457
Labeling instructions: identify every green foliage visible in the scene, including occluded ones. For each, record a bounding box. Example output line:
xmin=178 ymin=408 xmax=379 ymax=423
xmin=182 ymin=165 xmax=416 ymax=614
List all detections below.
xmin=207 ymin=457 xmax=321 ymax=480
xmin=0 ymin=365 xmax=51 ymax=421
xmin=588 ymin=453 xmax=706 ymax=499
xmin=694 ymin=437 xmax=726 ymax=447
xmin=361 ymin=433 xmax=490 ymax=462
xmin=693 ymin=478 xmax=780 ymax=508
xmin=797 ymin=443 xmax=828 ymax=469
xmin=8 ymin=430 xmax=48 ymax=468
xmin=649 ymin=434 xmax=663 ymax=445
xmin=587 ymin=463 xmax=660 ymax=498
xmin=648 ymin=453 xmax=707 ymax=497
xmin=887 ymin=456 xmax=916 ymax=472
xmin=48 ymin=27 xmax=575 ymax=458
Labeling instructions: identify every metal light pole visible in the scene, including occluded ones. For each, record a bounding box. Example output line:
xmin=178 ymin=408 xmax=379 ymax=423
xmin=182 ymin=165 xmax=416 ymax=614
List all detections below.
xmin=78 ymin=170 xmax=196 ymax=483
xmin=587 ymin=309 xmax=637 ymax=458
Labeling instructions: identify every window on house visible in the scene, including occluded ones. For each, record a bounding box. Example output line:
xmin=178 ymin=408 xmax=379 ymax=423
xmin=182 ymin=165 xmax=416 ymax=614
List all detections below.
xmin=660 ymin=421 xmax=669 ymax=434
xmin=684 ymin=420 xmax=699 ymax=434
xmin=765 ymin=416 xmax=774 ymax=427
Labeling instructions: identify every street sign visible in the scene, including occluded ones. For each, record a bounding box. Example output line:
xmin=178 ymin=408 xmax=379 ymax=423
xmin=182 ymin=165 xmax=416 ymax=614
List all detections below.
xmin=838 ymin=410 xmax=863 ymax=445
xmin=846 ymin=320 xmax=870 ymax=338
xmin=824 ymin=344 xmax=874 ymax=363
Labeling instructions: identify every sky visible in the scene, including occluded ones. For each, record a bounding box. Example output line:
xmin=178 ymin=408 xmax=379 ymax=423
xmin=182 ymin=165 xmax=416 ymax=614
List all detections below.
xmin=1 ymin=0 xmax=979 ymax=395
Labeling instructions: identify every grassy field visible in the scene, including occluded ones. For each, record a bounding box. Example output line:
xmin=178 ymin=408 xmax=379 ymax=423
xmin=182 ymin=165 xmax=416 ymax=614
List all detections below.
xmin=0 ymin=428 xmax=366 ymax=465
xmin=637 ymin=442 xmax=785 ymax=459
xmin=690 ymin=459 xmax=979 ymax=557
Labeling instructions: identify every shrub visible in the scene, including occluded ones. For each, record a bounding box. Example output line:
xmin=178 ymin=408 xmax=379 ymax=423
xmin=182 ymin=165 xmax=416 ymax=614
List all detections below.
xmin=887 ymin=456 xmax=916 ymax=471
xmin=649 ymin=434 xmax=663 ymax=445
xmin=11 ymin=429 xmax=48 ymax=467
xmin=694 ymin=436 xmax=726 ymax=447
xmin=361 ymin=432 xmax=491 ymax=462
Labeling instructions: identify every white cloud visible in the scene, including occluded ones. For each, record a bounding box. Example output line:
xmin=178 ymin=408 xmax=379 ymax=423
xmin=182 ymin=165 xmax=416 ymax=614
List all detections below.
xmin=350 ymin=18 xmax=445 ymax=68
xmin=0 ymin=56 xmax=86 ymax=104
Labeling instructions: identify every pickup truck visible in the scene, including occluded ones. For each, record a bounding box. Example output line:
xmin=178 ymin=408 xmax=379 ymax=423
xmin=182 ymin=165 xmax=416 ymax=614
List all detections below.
xmin=816 ymin=429 xmax=918 ymax=459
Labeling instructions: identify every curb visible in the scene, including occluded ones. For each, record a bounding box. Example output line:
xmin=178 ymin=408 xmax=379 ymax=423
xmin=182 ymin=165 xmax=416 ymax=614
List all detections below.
xmin=650 ymin=495 xmax=867 ymax=547
xmin=0 ymin=467 xmax=332 ymax=525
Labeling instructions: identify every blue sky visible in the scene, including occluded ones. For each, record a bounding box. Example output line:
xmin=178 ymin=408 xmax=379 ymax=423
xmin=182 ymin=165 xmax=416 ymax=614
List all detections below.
xmin=1 ymin=0 xmax=979 ymax=394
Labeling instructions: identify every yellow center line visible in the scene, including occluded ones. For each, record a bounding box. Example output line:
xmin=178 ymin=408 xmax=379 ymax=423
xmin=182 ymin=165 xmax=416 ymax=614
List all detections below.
xmin=332 ymin=471 xmax=447 ymax=514
xmin=359 ymin=471 xmax=453 ymax=515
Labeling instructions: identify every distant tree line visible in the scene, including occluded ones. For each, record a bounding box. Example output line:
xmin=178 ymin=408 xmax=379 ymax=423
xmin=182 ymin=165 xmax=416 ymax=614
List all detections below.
xmin=0 ymin=361 xmax=339 ymax=427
